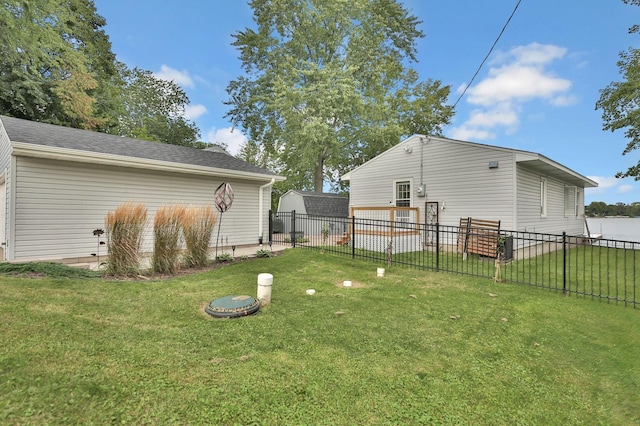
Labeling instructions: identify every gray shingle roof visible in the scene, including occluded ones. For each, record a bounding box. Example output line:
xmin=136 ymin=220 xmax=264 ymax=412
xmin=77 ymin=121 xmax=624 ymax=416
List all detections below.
xmin=1 ymin=115 xmax=279 ymax=177
xmin=294 ymin=191 xmax=349 ymax=217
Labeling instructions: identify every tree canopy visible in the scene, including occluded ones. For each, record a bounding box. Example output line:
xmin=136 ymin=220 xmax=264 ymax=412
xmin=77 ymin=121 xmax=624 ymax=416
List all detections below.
xmin=585 ymin=201 xmax=640 ymax=217
xmin=596 ymin=0 xmax=640 ymax=180
xmin=0 ymin=0 xmax=200 ymax=146
xmin=0 ymin=0 xmax=115 ymax=128
xmin=226 ymin=0 xmax=454 ymax=193
xmin=113 ymin=67 xmax=200 ymax=146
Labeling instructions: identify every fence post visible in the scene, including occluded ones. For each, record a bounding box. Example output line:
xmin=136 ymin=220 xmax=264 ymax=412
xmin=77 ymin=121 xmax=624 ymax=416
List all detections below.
xmin=351 ymin=216 xmax=355 ymax=259
xmin=562 ymin=231 xmax=567 ymax=295
xmin=292 ymin=210 xmax=296 ymax=248
xmin=436 ymin=222 xmax=440 ymax=272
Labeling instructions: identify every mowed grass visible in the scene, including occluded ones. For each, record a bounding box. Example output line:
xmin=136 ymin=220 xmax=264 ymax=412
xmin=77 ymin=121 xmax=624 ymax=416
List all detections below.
xmin=0 ymin=249 xmax=639 ymax=425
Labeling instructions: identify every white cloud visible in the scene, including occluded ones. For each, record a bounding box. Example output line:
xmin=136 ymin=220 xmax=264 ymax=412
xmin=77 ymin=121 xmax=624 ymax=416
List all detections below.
xmin=206 ymin=127 xmax=247 ymax=156
xmin=466 ymin=104 xmax=519 ymax=129
xmin=467 ymin=65 xmax=571 ymax=106
xmin=184 ymin=104 xmax=207 ymax=120
xmin=585 ymin=176 xmax=621 ymax=196
xmin=506 ymin=43 xmax=567 ymax=65
xmin=154 ymin=65 xmax=195 ymax=89
xmin=618 ymin=184 xmax=634 ymax=194
xmin=449 ymin=126 xmax=495 ymax=141
xmin=551 ymin=94 xmax=578 ymax=107
xmin=449 ymin=43 xmax=573 ymax=140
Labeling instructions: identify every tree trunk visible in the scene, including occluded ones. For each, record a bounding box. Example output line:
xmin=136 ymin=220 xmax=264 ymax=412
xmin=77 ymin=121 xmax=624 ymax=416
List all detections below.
xmin=314 ymin=155 xmax=324 ymax=193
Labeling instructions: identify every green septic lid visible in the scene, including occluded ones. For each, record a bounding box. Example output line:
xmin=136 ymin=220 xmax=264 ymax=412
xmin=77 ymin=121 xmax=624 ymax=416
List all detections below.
xmin=205 ymin=295 xmax=260 ymax=318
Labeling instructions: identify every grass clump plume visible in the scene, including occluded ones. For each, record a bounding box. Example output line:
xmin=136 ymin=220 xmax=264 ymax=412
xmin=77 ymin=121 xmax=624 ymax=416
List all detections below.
xmin=105 ymin=201 xmax=147 ymax=276
xmin=152 ymin=204 xmax=185 ymax=274
xmin=181 ymin=204 xmax=218 ymax=268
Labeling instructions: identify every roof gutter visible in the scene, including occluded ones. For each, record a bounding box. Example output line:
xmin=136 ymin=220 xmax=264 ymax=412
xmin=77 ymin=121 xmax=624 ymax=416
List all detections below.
xmin=10 ymin=141 xmax=285 ymax=183
xmin=258 ymin=178 xmax=276 ymax=246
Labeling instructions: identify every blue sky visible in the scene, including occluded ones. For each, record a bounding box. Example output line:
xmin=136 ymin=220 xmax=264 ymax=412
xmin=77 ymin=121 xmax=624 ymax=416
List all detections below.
xmin=93 ymin=0 xmax=639 ymax=205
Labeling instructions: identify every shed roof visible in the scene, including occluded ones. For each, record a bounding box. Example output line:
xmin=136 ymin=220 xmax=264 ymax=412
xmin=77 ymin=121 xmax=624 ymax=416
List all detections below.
xmin=0 ymin=115 xmax=283 ymax=181
xmin=286 ymin=190 xmax=349 ymax=217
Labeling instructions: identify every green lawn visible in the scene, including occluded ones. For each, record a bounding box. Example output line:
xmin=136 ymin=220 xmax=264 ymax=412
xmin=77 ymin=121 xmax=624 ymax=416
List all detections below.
xmin=1 ymin=249 xmax=639 ymax=425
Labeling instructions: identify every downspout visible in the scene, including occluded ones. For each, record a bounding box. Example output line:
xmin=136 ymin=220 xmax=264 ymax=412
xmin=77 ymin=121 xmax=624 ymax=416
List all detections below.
xmin=258 ymin=178 xmax=276 ymax=245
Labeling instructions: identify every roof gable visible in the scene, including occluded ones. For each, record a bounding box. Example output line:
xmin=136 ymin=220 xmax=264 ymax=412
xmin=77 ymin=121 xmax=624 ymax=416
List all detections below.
xmin=0 ymin=115 xmax=280 ymax=179
xmin=285 ymin=190 xmax=349 ymax=217
xmin=342 ymin=134 xmax=597 ymax=188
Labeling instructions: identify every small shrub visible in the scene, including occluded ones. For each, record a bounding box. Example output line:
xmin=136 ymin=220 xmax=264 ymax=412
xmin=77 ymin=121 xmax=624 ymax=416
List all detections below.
xmin=256 ymin=249 xmax=272 ymax=258
xmin=239 ymin=255 xmax=249 ymax=261
xmin=0 ymin=262 xmax=99 ymax=278
xmin=152 ymin=204 xmax=185 ymax=274
xmin=321 ymin=223 xmax=330 ymax=245
xmin=181 ymin=205 xmax=218 ymax=268
xmin=105 ymin=202 xmax=148 ymax=276
xmin=216 ymin=253 xmax=234 ymax=263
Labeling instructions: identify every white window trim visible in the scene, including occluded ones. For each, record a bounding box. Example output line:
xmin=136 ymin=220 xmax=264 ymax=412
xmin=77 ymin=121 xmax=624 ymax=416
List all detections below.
xmin=393 ymin=179 xmax=412 ymax=223
xmin=564 ymin=185 xmax=577 ymax=218
xmin=540 ymin=177 xmax=548 ymax=218
xmin=393 ymin=179 xmax=412 ymax=207
xmin=576 ymin=188 xmax=582 ymax=216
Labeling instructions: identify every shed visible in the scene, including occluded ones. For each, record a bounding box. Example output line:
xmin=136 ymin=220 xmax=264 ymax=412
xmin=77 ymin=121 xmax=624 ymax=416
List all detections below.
xmin=276 ymin=190 xmax=349 ymax=237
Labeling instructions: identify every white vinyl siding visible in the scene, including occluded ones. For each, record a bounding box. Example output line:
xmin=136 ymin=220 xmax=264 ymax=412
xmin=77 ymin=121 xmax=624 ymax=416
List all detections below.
xmin=516 ymin=166 xmax=584 ymax=235
xmin=11 ymin=156 xmax=270 ymax=261
xmin=348 ymin=136 xmax=516 ymax=229
xmin=0 ymin=121 xmax=11 ymax=258
xmin=277 ymin=191 xmax=307 ymax=214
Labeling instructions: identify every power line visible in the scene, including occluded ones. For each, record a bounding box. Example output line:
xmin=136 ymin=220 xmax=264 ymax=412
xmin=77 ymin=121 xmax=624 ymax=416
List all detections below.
xmin=452 ymin=0 xmax=523 ymax=109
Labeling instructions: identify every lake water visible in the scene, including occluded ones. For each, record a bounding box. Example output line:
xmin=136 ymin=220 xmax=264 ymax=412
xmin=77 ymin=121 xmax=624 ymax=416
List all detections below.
xmin=585 ymin=217 xmax=640 ymax=242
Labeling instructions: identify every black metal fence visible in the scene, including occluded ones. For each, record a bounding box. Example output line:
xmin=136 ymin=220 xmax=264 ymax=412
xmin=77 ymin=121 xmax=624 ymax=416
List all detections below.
xmin=271 ymin=211 xmax=639 ymax=308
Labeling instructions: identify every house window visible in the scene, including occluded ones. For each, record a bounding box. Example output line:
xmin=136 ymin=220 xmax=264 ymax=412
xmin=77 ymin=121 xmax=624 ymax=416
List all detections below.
xmin=564 ymin=186 xmax=577 ymax=217
xmin=540 ymin=177 xmax=547 ymax=218
xmin=394 ymin=180 xmax=411 ymax=223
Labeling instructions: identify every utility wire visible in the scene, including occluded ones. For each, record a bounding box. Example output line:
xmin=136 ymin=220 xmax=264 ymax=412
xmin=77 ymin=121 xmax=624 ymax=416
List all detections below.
xmin=452 ymin=0 xmax=523 ymax=109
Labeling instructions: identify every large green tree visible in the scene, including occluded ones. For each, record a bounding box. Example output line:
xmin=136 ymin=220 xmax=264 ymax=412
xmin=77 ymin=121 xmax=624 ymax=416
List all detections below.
xmin=226 ymin=0 xmax=453 ymax=192
xmin=596 ymin=0 xmax=640 ymax=179
xmin=0 ymin=1 xmax=200 ymax=146
xmin=112 ymin=67 xmax=200 ymax=146
xmin=0 ymin=0 xmax=117 ymax=129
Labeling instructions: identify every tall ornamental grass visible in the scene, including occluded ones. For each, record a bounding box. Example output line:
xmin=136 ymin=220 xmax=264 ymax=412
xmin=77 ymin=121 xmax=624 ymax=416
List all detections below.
xmin=181 ymin=205 xmax=218 ymax=268
xmin=152 ymin=204 xmax=185 ymax=274
xmin=105 ymin=202 xmax=148 ymax=276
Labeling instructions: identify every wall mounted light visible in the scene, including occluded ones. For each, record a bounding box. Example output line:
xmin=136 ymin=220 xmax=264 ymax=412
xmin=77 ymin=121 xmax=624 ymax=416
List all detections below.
xmin=403 ymin=146 xmax=413 ymax=154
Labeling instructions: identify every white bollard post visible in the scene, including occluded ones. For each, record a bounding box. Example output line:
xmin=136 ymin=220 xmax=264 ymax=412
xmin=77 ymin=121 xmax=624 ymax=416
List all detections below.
xmin=257 ymin=273 xmax=273 ymax=305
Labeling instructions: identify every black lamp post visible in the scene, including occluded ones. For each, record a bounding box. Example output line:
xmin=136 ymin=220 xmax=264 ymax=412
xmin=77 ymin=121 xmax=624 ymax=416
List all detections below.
xmin=92 ymin=229 xmax=104 ymax=266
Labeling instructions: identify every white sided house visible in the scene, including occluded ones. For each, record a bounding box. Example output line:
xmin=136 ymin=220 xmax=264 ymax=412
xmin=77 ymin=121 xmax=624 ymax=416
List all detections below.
xmin=0 ymin=115 xmax=284 ymax=263
xmin=341 ymin=134 xmax=597 ymax=245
